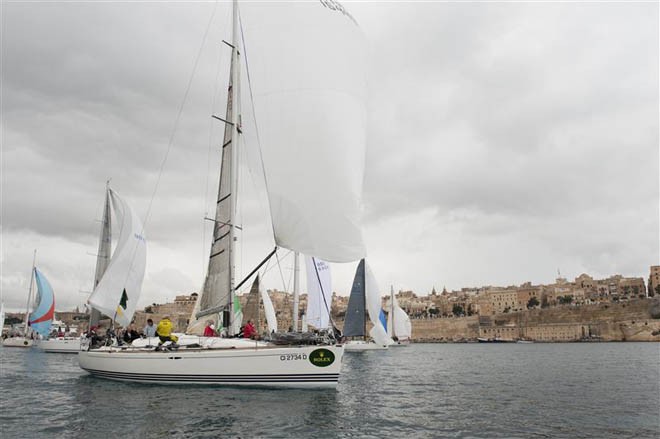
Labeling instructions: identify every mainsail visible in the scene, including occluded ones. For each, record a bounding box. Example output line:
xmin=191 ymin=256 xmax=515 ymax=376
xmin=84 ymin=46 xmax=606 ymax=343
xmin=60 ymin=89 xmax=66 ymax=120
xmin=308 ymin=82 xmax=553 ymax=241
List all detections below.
xmin=87 ymin=189 xmax=147 ymax=327
xmin=304 ymin=256 xmax=332 ymax=330
xmin=241 ymin=1 xmax=367 ymax=262
xmin=343 ymin=260 xmax=366 ymax=337
xmin=90 ymin=186 xmax=112 ymax=326
xmin=344 ymin=259 xmax=392 ymax=345
xmin=188 ymin=54 xmax=238 ymax=334
xmin=29 ymin=268 xmax=55 ymax=338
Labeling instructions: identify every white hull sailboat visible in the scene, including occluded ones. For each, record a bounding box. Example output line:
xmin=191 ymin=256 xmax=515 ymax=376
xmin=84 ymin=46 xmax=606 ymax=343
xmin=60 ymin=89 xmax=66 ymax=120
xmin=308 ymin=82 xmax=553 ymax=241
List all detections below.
xmin=344 ymin=340 xmax=387 ymax=351
xmin=343 ymin=260 xmax=393 ymax=352
xmin=38 ymin=337 xmax=82 ymax=353
xmin=3 ymin=337 xmax=34 ymax=348
xmin=80 ymin=344 xmax=343 ymax=388
xmin=80 ymin=0 xmax=367 ymax=388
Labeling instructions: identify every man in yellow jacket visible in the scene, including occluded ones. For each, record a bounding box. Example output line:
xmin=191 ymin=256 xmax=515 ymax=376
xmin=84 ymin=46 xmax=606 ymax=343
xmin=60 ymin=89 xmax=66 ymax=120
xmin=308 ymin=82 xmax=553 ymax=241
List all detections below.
xmin=156 ymin=316 xmax=179 ymax=347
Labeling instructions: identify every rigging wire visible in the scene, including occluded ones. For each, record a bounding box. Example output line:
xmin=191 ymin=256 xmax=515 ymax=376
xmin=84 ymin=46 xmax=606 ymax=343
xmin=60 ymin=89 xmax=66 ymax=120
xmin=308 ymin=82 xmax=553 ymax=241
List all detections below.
xmin=141 ymin=2 xmax=219 ymax=235
xmin=238 ymin=6 xmax=275 ymax=240
xmin=111 ymin=2 xmax=219 ymax=326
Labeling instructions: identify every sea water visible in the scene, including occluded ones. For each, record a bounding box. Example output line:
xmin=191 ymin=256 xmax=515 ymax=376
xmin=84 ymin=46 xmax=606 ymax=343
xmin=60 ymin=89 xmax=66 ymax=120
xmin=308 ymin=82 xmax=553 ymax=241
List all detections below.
xmin=0 ymin=343 xmax=658 ymax=438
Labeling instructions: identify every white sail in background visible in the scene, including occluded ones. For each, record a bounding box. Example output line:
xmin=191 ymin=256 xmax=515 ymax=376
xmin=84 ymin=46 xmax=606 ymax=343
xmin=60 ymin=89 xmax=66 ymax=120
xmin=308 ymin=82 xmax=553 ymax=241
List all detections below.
xmin=304 ymin=256 xmax=332 ymax=330
xmin=260 ymin=284 xmax=278 ymax=334
xmin=241 ymin=1 xmax=367 ymax=262
xmin=88 ymin=189 xmax=146 ymax=327
xmin=393 ymin=301 xmax=412 ymax=340
xmin=0 ymin=302 xmax=4 ymax=333
xmin=388 ymin=292 xmax=412 ymax=340
xmin=301 ymin=313 xmax=308 ymax=332
xmin=364 ymin=261 xmax=394 ymax=346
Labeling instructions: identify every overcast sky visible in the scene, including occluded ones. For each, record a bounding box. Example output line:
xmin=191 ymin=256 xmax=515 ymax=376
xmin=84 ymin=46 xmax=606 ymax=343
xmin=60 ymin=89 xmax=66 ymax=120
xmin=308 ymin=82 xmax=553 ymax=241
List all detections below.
xmin=2 ymin=1 xmax=658 ymax=313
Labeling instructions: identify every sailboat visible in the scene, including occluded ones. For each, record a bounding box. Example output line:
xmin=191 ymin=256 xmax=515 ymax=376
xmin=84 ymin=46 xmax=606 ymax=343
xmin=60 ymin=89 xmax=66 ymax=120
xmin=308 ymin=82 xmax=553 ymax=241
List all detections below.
xmin=3 ymin=254 xmax=55 ymax=348
xmin=79 ymin=0 xmax=366 ymax=388
xmin=386 ymin=286 xmax=412 ymax=346
xmin=343 ymin=259 xmax=393 ymax=351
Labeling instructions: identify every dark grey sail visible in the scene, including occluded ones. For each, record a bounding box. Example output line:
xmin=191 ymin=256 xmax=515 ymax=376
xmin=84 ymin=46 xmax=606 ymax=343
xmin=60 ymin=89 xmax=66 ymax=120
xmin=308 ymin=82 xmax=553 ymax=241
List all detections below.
xmin=343 ymin=259 xmax=366 ymax=338
xmin=188 ymin=55 xmax=237 ymax=334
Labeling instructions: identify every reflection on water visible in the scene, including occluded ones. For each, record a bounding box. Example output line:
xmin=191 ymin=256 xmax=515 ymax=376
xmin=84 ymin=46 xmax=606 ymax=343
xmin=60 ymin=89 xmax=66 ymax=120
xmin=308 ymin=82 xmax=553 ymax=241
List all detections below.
xmin=1 ymin=343 xmax=658 ymax=438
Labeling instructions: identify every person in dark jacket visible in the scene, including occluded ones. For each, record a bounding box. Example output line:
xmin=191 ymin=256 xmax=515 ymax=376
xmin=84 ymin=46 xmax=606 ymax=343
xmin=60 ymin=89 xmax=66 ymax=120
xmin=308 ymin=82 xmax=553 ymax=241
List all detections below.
xmin=123 ymin=324 xmax=140 ymax=344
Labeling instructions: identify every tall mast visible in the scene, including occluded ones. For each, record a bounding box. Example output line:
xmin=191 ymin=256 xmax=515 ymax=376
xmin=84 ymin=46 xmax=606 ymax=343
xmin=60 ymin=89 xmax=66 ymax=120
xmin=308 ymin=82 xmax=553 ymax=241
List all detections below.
xmin=228 ymin=0 xmax=241 ymax=335
xmin=292 ymin=252 xmax=300 ymax=332
xmin=363 ymin=263 xmax=367 ymax=341
xmin=390 ymin=285 xmax=395 ymax=338
xmin=90 ymin=182 xmax=112 ymax=327
xmin=24 ymin=249 xmax=37 ymax=333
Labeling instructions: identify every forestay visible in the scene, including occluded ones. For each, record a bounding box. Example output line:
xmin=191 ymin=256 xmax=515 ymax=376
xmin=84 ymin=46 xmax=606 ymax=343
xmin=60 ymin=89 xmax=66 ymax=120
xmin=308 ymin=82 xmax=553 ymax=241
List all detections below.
xmin=240 ymin=1 xmax=367 ymax=262
xmin=88 ymin=189 xmax=147 ymax=327
xmin=304 ymin=256 xmax=332 ymax=330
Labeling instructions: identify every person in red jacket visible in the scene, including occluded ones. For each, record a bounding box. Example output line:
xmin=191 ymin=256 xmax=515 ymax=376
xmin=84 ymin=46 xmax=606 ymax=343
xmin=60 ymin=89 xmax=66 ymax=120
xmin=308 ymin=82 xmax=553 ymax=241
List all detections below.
xmin=243 ymin=320 xmax=256 ymax=339
xmin=203 ymin=321 xmax=217 ymax=337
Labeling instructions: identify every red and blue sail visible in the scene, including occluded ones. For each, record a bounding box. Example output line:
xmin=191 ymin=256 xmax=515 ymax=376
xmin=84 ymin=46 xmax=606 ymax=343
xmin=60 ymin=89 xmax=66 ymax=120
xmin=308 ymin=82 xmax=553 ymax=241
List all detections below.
xmin=29 ymin=268 xmax=55 ymax=337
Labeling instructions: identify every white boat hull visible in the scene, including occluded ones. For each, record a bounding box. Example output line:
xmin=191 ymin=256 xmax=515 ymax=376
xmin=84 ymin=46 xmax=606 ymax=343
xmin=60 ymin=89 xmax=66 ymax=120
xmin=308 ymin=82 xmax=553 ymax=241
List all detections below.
xmin=2 ymin=337 xmax=34 ymax=348
xmin=344 ymin=340 xmax=388 ymax=351
xmin=37 ymin=338 xmax=82 ymax=353
xmin=79 ymin=343 xmax=344 ymax=388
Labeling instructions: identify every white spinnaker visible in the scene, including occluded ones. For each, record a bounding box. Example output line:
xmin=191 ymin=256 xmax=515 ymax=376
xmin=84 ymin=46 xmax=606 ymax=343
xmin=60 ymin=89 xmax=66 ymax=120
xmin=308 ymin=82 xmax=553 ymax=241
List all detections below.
xmin=364 ymin=261 xmax=394 ymax=346
xmin=260 ymin=284 xmax=278 ymax=334
xmin=304 ymin=256 xmax=332 ymax=330
xmin=88 ymin=189 xmax=146 ymax=327
xmin=241 ymin=2 xmax=367 ymax=262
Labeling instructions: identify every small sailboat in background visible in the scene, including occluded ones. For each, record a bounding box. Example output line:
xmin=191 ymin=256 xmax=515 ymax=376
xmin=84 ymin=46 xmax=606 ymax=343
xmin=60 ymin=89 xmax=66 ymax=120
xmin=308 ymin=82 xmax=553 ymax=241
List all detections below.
xmin=343 ymin=259 xmax=393 ymax=351
xmin=4 ymin=252 xmax=55 ymax=348
xmin=387 ymin=285 xmax=412 ymax=346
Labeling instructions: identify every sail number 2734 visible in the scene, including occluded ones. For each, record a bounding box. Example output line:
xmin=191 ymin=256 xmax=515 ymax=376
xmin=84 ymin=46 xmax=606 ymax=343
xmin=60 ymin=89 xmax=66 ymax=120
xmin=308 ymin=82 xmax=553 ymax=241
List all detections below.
xmin=280 ymin=353 xmax=307 ymax=361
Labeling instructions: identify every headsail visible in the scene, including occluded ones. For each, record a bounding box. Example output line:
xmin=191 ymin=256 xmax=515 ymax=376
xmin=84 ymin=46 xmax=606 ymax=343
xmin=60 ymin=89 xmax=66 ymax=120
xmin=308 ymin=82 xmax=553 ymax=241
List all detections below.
xmin=241 ymin=1 xmax=367 ymax=262
xmin=29 ymin=268 xmax=55 ymax=338
xmin=259 ymin=280 xmax=278 ymax=334
xmin=364 ymin=261 xmax=393 ymax=346
xmin=88 ymin=189 xmax=146 ymax=327
xmin=304 ymin=256 xmax=332 ymax=330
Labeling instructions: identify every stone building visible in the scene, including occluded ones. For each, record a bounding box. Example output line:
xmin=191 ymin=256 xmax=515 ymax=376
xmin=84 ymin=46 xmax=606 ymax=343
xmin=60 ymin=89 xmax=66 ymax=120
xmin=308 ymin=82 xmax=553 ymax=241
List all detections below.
xmin=649 ymin=266 xmax=660 ymax=296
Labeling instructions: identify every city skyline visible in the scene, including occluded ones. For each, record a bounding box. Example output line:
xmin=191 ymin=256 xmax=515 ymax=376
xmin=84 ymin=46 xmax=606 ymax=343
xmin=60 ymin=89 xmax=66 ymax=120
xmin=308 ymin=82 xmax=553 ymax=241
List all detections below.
xmin=2 ymin=2 xmax=658 ymax=312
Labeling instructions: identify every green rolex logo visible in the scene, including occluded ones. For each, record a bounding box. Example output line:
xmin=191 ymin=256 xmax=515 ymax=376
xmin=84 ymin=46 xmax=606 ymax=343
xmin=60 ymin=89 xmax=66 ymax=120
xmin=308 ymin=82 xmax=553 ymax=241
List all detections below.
xmin=309 ymin=348 xmax=335 ymax=367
